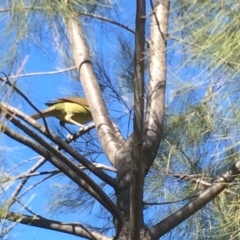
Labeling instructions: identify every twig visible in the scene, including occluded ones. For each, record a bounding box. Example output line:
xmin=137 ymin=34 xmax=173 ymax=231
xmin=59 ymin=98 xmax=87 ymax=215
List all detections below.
xmin=8 ymin=158 xmax=47 ymax=207
xmin=8 ymin=66 xmax=76 ymax=79
xmin=144 ymin=195 xmax=197 ymax=206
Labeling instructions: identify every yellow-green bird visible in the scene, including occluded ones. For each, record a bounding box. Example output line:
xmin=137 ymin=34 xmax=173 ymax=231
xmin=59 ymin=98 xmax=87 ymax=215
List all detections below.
xmin=31 ymin=97 xmax=92 ymax=129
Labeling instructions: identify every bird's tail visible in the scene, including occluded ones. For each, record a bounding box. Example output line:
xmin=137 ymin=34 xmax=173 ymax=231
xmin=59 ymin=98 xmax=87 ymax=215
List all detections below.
xmin=31 ymin=108 xmax=53 ymax=120
xmin=31 ymin=112 xmax=41 ymax=120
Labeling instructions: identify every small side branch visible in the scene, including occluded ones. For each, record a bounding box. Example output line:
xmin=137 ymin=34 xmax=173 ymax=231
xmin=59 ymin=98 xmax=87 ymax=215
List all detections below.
xmin=8 ymin=158 xmax=46 ymax=207
xmin=150 ymin=160 xmax=240 ymax=239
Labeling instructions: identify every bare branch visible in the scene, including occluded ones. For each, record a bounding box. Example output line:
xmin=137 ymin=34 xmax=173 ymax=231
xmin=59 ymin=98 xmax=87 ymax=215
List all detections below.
xmin=150 ymin=160 xmax=240 ymax=239
xmin=0 ymin=74 xmax=50 ymax=133
xmin=8 ymin=158 xmax=46 ymax=207
xmin=79 ymin=12 xmax=135 ymax=35
xmin=13 ymin=198 xmax=39 ymax=216
xmin=14 ymin=163 xmax=116 ymax=180
xmin=0 ymin=102 xmax=117 ymax=189
xmin=64 ymin=122 xmax=95 ymax=144
xmin=18 ymin=174 xmax=55 ymax=200
xmin=130 ymin=0 xmax=146 ymax=238
xmin=171 ymin=173 xmax=238 ymax=195
xmin=7 ymin=66 xmax=76 ymax=79
xmin=14 ymin=170 xmax=59 ymax=179
xmin=144 ymin=0 xmax=170 ymax=172
xmin=65 ymin=16 xmax=124 ymax=167
xmin=144 ymin=195 xmax=197 ymax=206
xmin=3 ymin=211 xmax=111 ymax=240
xmin=0 ymin=115 xmax=123 ymax=223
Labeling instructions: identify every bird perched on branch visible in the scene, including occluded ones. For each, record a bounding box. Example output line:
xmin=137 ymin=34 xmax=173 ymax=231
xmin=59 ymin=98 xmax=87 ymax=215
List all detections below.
xmin=31 ymin=97 xmax=92 ymax=131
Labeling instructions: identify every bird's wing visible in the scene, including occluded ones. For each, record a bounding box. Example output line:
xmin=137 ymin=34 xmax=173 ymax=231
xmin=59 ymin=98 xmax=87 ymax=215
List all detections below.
xmin=61 ymin=97 xmax=89 ymax=107
xmin=45 ymin=97 xmax=89 ymax=107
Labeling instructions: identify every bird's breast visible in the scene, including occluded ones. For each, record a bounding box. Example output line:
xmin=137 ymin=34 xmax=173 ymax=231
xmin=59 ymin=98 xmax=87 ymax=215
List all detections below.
xmin=55 ymin=102 xmax=92 ymax=124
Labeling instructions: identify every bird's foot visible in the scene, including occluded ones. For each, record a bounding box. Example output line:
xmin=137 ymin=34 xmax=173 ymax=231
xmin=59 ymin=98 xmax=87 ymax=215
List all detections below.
xmin=65 ymin=125 xmax=92 ymax=144
xmin=79 ymin=126 xmax=87 ymax=132
xmin=66 ymin=133 xmax=75 ymax=142
xmin=66 ymin=127 xmax=85 ymax=143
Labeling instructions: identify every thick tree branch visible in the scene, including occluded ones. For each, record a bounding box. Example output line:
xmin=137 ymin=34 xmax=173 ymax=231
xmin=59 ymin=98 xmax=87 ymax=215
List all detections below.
xmin=149 ymin=160 xmax=240 ymax=239
xmin=144 ymin=0 xmax=169 ymax=172
xmin=0 ymin=113 xmax=123 ymax=223
xmin=130 ymin=0 xmax=146 ymax=238
xmin=3 ymin=211 xmax=111 ymax=240
xmin=65 ymin=16 xmax=124 ymax=167
xmin=0 ymin=102 xmax=117 ymax=189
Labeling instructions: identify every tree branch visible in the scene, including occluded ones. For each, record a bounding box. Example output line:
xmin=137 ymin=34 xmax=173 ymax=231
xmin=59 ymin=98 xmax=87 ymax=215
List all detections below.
xmin=8 ymin=158 xmax=46 ymax=207
xmin=144 ymin=0 xmax=170 ymax=172
xmin=0 ymin=113 xmax=123 ymax=223
xmin=14 ymin=163 xmax=116 ymax=180
xmin=79 ymin=11 xmax=135 ymax=35
xmin=130 ymin=0 xmax=146 ymax=238
xmin=17 ymin=174 xmax=55 ymax=200
xmin=6 ymin=66 xmax=76 ymax=79
xmin=65 ymin=16 xmax=124 ymax=167
xmin=150 ymin=160 xmax=240 ymax=239
xmin=171 ymin=173 xmax=237 ymax=195
xmin=0 ymin=102 xmax=117 ymax=189
xmin=3 ymin=211 xmax=111 ymax=240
